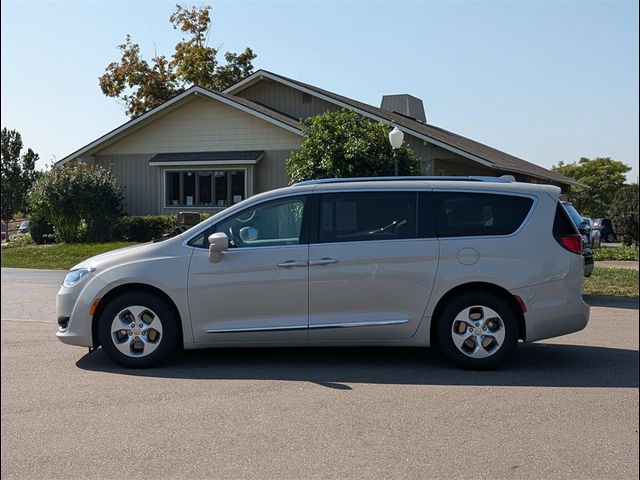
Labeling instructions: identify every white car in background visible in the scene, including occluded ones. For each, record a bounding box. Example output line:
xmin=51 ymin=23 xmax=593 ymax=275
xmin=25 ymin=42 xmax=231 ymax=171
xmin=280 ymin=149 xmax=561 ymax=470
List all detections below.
xmin=56 ymin=177 xmax=589 ymax=370
xmin=582 ymin=217 xmax=601 ymax=249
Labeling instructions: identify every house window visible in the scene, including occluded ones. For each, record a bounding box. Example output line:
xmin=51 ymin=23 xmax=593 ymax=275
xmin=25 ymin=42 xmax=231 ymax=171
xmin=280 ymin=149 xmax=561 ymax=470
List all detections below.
xmin=165 ymin=170 xmax=245 ymax=207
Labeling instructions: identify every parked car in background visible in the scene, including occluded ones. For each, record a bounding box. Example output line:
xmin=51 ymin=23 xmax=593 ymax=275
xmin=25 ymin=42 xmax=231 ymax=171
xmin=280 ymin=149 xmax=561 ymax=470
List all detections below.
xmin=1 ymin=222 xmax=7 ymax=241
xmin=18 ymin=220 xmax=30 ymax=234
xmin=561 ymin=201 xmax=593 ymax=277
xmin=593 ymin=218 xmax=617 ymax=243
xmin=582 ymin=217 xmax=601 ymax=249
xmin=57 ymin=177 xmax=589 ymax=371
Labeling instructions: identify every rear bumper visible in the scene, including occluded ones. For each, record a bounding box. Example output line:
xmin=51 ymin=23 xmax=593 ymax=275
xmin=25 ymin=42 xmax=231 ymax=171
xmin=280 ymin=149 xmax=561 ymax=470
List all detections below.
xmin=583 ymin=249 xmax=594 ymax=277
xmin=512 ymin=279 xmax=590 ymax=343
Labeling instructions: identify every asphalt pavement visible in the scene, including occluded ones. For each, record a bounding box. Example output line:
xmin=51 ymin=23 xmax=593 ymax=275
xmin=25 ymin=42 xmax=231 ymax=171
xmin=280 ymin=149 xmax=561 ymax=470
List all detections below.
xmin=1 ymin=268 xmax=638 ymax=480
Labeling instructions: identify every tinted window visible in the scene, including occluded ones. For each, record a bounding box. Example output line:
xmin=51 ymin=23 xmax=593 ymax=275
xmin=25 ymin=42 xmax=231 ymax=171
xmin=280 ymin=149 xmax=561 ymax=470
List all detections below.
xmin=318 ymin=192 xmax=417 ymax=243
xmin=188 ymin=196 xmax=306 ymax=249
xmin=435 ymin=192 xmax=533 ymax=237
xmin=561 ymin=202 xmax=584 ymax=228
xmin=553 ymin=203 xmax=578 ymax=237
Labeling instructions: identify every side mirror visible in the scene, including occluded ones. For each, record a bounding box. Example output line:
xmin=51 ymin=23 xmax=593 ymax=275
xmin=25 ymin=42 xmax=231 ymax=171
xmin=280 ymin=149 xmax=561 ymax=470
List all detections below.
xmin=208 ymin=232 xmax=229 ymax=263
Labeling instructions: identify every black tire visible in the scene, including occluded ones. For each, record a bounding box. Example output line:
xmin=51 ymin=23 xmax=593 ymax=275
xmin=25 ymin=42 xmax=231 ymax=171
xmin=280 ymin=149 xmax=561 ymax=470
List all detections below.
xmin=98 ymin=291 xmax=179 ymax=368
xmin=606 ymin=233 xmax=616 ymax=243
xmin=437 ymin=292 xmax=519 ymax=370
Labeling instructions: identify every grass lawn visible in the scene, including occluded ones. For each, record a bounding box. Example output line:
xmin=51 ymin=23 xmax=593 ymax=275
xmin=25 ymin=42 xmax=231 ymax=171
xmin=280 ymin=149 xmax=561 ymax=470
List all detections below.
xmin=0 ymin=241 xmax=138 ymax=270
xmin=584 ymin=267 xmax=639 ymax=298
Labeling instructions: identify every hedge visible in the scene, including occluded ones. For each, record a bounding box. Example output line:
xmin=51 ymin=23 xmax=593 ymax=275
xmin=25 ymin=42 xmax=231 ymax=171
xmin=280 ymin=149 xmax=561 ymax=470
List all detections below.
xmin=112 ymin=216 xmax=180 ymax=242
xmin=112 ymin=214 xmax=211 ymax=242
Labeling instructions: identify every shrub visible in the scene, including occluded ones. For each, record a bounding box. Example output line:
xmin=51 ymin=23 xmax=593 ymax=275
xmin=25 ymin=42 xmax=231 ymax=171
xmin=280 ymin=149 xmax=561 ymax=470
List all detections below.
xmin=287 ymin=109 xmax=422 ymax=184
xmin=27 ymin=162 xmax=124 ymax=242
xmin=112 ymin=215 xmax=179 ymax=242
xmin=609 ymin=184 xmax=639 ymax=246
xmin=29 ymin=211 xmax=55 ymax=244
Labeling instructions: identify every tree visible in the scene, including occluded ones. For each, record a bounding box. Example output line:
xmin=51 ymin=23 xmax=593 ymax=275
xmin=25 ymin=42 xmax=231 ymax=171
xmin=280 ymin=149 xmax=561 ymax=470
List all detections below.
xmin=1 ymin=127 xmax=39 ymax=222
xmin=287 ymin=110 xmax=422 ymax=184
xmin=99 ymin=4 xmax=256 ymax=118
xmin=27 ymin=162 xmax=124 ymax=242
xmin=609 ymin=184 xmax=639 ymax=246
xmin=552 ymin=157 xmax=631 ymax=217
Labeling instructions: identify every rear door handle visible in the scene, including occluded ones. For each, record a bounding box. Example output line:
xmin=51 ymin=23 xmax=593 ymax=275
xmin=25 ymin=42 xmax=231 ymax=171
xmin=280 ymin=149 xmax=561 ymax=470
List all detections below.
xmin=277 ymin=260 xmax=308 ymax=268
xmin=309 ymin=258 xmax=339 ymax=266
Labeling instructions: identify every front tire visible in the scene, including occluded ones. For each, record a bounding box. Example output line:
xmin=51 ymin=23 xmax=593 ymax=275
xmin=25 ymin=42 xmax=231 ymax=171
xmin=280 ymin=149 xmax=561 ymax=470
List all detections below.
xmin=437 ymin=292 xmax=519 ymax=370
xmin=98 ymin=291 xmax=179 ymax=368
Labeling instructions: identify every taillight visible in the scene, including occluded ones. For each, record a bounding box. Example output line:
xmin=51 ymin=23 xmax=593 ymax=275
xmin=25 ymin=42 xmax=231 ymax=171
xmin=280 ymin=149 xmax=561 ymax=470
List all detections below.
xmin=560 ymin=235 xmax=583 ymax=255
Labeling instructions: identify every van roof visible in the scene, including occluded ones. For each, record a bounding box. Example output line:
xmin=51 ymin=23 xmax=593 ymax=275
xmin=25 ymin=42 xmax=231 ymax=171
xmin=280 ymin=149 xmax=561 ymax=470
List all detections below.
xmin=295 ymin=176 xmax=515 ymax=186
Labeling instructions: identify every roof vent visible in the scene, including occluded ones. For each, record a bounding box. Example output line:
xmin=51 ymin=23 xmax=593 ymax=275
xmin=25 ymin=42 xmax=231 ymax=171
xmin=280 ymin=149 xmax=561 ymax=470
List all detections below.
xmin=380 ymin=94 xmax=426 ymax=123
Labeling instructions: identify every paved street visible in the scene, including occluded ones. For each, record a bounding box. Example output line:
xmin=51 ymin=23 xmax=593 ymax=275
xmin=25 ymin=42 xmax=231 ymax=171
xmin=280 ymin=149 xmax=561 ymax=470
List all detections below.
xmin=1 ymin=268 xmax=638 ymax=480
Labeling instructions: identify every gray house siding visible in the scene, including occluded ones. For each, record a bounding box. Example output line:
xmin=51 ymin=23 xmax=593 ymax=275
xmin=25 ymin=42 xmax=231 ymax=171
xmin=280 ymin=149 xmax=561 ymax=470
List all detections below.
xmin=95 ymin=154 xmax=160 ymax=215
xmin=237 ymin=80 xmax=339 ymax=120
xmin=257 ymin=150 xmax=298 ymax=193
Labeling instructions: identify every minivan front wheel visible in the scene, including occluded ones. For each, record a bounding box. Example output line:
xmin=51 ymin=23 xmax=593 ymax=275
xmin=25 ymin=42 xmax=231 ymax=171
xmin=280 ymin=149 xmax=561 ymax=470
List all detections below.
xmin=98 ymin=292 xmax=178 ymax=368
xmin=437 ymin=293 xmax=518 ymax=370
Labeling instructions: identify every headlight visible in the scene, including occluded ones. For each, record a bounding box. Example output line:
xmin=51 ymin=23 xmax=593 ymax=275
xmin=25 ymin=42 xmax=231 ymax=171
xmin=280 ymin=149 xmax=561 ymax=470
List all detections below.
xmin=63 ymin=267 xmax=95 ymax=288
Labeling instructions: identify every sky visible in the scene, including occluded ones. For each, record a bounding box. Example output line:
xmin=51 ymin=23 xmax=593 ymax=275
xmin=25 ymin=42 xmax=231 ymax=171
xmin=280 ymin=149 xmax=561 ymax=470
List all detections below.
xmin=1 ymin=0 xmax=638 ymax=182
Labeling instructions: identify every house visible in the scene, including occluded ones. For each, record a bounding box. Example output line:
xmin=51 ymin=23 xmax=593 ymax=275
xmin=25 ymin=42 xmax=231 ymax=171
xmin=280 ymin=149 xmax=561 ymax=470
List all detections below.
xmin=56 ymin=70 xmax=584 ymax=215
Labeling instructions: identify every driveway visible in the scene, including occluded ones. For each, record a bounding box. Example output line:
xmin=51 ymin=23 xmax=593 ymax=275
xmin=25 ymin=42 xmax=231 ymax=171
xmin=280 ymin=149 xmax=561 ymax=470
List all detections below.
xmin=1 ymin=268 xmax=638 ymax=479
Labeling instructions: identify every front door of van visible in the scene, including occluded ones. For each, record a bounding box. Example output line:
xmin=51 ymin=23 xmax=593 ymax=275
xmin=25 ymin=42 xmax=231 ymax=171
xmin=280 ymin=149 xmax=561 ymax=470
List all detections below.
xmin=308 ymin=191 xmax=439 ymax=341
xmin=187 ymin=195 xmax=310 ymax=344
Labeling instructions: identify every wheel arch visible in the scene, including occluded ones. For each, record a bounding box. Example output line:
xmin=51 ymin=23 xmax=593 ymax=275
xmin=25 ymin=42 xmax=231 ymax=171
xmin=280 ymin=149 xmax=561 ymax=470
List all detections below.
xmin=91 ymin=283 xmax=184 ymax=349
xmin=429 ymin=282 xmax=526 ymax=346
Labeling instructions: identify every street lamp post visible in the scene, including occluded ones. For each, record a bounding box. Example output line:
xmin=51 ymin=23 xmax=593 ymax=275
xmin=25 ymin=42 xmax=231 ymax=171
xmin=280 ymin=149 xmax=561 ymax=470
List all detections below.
xmin=388 ymin=126 xmax=404 ymax=176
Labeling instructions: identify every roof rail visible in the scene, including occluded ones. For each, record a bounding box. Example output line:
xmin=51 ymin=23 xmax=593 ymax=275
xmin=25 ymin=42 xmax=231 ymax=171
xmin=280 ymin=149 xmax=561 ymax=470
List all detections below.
xmin=294 ymin=176 xmax=514 ymax=186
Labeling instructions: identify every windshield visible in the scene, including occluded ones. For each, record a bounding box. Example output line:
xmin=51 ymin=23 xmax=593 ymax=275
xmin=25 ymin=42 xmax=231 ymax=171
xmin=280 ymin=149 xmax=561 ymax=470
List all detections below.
xmin=562 ymin=202 xmax=584 ymax=228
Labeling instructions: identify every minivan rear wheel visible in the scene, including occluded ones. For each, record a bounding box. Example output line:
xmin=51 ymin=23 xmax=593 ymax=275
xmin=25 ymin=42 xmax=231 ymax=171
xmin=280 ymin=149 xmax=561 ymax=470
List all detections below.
xmin=98 ymin=291 xmax=178 ymax=368
xmin=437 ymin=292 xmax=519 ymax=370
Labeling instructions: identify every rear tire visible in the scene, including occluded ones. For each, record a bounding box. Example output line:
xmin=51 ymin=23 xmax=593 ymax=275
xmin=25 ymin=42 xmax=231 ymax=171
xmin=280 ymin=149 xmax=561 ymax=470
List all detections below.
xmin=437 ymin=292 xmax=519 ymax=370
xmin=606 ymin=233 xmax=616 ymax=243
xmin=98 ymin=291 xmax=179 ymax=368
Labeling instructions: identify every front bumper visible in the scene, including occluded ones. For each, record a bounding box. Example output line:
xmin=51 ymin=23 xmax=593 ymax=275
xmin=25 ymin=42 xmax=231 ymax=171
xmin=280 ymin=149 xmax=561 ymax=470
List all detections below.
xmin=56 ymin=285 xmax=95 ymax=347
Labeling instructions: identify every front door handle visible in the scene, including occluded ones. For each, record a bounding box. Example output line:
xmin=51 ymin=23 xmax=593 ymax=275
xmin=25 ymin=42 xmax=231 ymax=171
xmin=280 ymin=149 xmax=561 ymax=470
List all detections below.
xmin=277 ymin=260 xmax=307 ymax=268
xmin=309 ymin=258 xmax=339 ymax=266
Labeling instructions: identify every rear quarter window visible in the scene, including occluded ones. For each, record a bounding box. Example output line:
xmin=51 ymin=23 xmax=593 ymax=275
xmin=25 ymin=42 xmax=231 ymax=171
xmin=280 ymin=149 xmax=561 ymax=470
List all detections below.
xmin=434 ymin=192 xmax=534 ymax=237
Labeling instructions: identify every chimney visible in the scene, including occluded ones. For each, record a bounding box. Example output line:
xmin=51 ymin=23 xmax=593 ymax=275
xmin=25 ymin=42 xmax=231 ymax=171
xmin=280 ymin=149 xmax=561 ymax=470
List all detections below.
xmin=380 ymin=94 xmax=427 ymax=123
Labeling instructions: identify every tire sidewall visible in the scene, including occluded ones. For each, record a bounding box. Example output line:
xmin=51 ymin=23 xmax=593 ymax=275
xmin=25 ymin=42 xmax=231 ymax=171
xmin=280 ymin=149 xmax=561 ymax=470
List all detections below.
xmin=437 ymin=292 xmax=519 ymax=370
xmin=98 ymin=291 xmax=178 ymax=368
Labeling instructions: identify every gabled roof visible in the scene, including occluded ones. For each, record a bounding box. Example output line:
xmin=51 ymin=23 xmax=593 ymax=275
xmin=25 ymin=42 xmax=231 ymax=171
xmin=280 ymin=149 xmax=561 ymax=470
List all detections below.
xmin=225 ymin=70 xmax=585 ymax=188
xmin=55 ymin=85 xmax=301 ymax=166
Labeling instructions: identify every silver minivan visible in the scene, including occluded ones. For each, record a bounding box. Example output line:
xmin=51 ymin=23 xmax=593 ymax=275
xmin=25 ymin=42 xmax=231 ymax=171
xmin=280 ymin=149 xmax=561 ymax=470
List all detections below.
xmin=56 ymin=177 xmax=590 ymax=370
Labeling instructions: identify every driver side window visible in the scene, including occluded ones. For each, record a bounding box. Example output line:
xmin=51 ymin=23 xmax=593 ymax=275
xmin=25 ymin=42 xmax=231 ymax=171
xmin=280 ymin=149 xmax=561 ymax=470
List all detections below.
xmin=208 ymin=196 xmax=306 ymax=249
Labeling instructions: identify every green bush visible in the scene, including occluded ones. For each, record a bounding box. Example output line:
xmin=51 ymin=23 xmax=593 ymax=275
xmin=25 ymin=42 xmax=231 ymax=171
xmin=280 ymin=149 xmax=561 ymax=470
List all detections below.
xmin=594 ymin=245 xmax=639 ymax=261
xmin=29 ymin=211 xmax=55 ymax=244
xmin=27 ymin=161 xmax=124 ymax=243
xmin=112 ymin=215 xmax=179 ymax=242
xmin=287 ymin=109 xmax=422 ymax=184
xmin=609 ymin=184 xmax=639 ymax=246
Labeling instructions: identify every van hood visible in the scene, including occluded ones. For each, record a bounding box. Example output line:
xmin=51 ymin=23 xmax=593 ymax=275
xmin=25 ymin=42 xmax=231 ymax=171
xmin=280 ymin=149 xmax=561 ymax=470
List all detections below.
xmin=70 ymin=240 xmax=176 ymax=271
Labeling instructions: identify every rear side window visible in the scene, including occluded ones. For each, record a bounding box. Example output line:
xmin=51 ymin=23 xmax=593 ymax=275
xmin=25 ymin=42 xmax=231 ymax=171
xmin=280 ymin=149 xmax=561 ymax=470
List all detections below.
xmin=553 ymin=203 xmax=578 ymax=237
xmin=434 ymin=192 xmax=534 ymax=237
xmin=318 ymin=191 xmax=417 ymax=243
